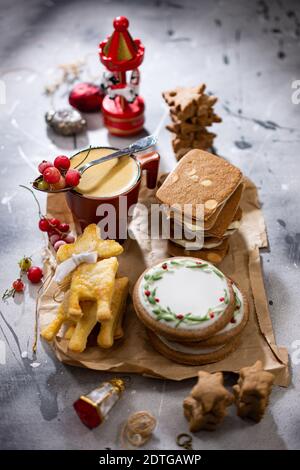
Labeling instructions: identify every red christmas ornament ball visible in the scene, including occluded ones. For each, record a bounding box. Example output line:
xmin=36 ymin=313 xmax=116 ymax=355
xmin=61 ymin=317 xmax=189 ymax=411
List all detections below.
xmin=69 ymin=82 xmax=104 ymax=113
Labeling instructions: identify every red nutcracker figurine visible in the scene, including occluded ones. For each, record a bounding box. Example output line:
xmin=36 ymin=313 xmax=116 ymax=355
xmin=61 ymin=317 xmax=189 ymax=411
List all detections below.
xmin=99 ymin=16 xmax=145 ymax=136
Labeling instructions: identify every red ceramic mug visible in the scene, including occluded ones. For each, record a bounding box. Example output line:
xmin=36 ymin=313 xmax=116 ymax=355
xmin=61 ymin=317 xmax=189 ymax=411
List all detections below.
xmin=65 ymin=146 xmax=160 ymax=239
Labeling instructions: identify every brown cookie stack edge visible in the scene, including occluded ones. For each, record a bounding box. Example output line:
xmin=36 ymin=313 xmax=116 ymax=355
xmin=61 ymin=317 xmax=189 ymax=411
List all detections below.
xmin=156 ymin=149 xmax=244 ymax=263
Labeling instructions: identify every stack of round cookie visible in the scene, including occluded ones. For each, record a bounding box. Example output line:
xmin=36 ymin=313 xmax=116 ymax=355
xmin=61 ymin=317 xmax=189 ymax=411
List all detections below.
xmin=133 ymin=257 xmax=249 ymax=366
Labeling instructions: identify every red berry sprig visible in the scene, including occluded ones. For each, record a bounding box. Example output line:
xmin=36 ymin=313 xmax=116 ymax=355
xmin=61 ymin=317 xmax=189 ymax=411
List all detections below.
xmin=36 ymin=154 xmax=81 ymax=191
xmin=2 ymin=255 xmax=44 ymax=301
xmin=20 ymin=185 xmax=76 ymax=251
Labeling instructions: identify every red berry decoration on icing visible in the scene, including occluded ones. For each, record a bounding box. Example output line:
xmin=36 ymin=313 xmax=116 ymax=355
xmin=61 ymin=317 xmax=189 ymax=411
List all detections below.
xmin=39 ymin=218 xmax=50 ymax=232
xmin=230 ymin=317 xmax=237 ymax=323
xmin=219 ymin=297 xmax=225 ymax=302
xmin=54 ymin=155 xmax=70 ymax=171
xmin=27 ymin=266 xmax=43 ymax=284
xmin=58 ymin=222 xmax=70 ymax=232
xmin=210 ymin=312 xmax=215 ymax=319
xmin=155 ymin=298 xmax=160 ymax=302
xmin=236 ymin=305 xmax=240 ymax=310
xmin=38 ymin=160 xmax=53 ymax=174
xmin=65 ymin=169 xmax=81 ymax=187
xmin=12 ymin=279 xmax=25 ymax=293
xmin=196 ymin=261 xmax=202 ymax=264
xmin=162 ymin=263 xmax=168 ymax=270
xmin=176 ymin=314 xmax=184 ymax=320
xmin=144 ymin=290 xmax=151 ymax=297
xmin=43 ymin=167 xmax=61 ymax=184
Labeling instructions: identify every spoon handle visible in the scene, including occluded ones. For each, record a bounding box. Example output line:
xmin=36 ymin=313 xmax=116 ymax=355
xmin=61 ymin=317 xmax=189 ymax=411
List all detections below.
xmin=79 ymin=148 xmax=131 ymax=175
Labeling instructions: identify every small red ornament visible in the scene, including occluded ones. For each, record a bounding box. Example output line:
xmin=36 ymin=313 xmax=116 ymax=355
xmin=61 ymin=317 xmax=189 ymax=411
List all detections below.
xmin=162 ymin=263 xmax=168 ymax=270
xmin=219 ymin=297 xmax=225 ymax=302
xmin=176 ymin=314 xmax=184 ymax=320
xmin=210 ymin=312 xmax=215 ymax=319
xmin=69 ymin=82 xmax=104 ymax=113
xmin=155 ymin=298 xmax=160 ymax=303
xmin=144 ymin=290 xmax=150 ymax=297
xmin=230 ymin=317 xmax=237 ymax=323
xmin=27 ymin=266 xmax=43 ymax=284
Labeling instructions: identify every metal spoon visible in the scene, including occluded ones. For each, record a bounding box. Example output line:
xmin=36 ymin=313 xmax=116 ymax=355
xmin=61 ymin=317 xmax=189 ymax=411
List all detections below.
xmin=32 ymin=134 xmax=157 ymax=193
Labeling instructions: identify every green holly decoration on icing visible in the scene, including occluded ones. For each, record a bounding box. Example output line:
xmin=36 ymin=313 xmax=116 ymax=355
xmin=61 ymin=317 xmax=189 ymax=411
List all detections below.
xmin=142 ymin=260 xmax=229 ymax=327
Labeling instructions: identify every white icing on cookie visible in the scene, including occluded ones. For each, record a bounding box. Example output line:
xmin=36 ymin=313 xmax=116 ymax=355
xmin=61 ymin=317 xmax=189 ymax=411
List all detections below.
xmin=157 ymin=335 xmax=224 ymax=354
xmin=214 ymin=283 xmax=244 ymax=334
xmin=139 ymin=258 xmax=231 ymax=330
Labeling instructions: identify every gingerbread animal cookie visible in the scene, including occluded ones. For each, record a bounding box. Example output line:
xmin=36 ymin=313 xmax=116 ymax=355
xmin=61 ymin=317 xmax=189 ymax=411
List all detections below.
xmin=68 ymin=257 xmax=119 ymax=321
xmin=41 ymin=224 xmax=128 ymax=354
xmin=56 ymin=223 xmax=123 ymax=264
xmin=183 ymin=371 xmax=234 ymax=431
xmin=233 ymin=361 xmax=275 ymax=422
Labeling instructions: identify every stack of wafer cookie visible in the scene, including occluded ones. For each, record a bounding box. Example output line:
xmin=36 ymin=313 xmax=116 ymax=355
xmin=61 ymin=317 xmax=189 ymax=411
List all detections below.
xmin=156 ymin=149 xmax=244 ymax=264
xmin=162 ymin=84 xmax=222 ymax=160
xmin=133 ymin=257 xmax=249 ymax=366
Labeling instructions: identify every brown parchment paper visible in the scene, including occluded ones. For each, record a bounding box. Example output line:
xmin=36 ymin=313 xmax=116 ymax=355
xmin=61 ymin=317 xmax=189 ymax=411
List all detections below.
xmin=39 ymin=177 xmax=290 ymax=386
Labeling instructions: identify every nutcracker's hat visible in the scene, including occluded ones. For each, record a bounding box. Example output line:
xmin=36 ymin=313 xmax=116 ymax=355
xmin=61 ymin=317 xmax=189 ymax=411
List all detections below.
xmin=99 ymin=16 xmax=145 ymax=72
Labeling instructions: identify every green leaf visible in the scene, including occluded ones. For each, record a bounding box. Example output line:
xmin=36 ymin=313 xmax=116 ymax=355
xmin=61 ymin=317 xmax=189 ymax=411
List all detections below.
xmin=152 ymin=273 xmax=163 ymax=281
xmin=186 ymin=263 xmax=209 ymax=269
xmin=152 ymin=308 xmax=161 ymax=315
xmin=184 ymin=315 xmax=210 ymax=322
xmin=212 ymin=269 xmax=224 ymax=279
xmin=144 ymin=274 xmax=150 ymax=280
xmin=148 ymin=297 xmax=156 ymax=305
xmin=160 ymin=314 xmax=174 ymax=322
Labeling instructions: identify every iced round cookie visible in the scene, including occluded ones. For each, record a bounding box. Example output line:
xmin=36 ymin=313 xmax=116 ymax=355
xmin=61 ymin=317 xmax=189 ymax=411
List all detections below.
xmin=147 ymin=329 xmax=241 ymax=365
xmin=189 ymin=282 xmax=249 ymax=347
xmin=133 ymin=257 xmax=235 ymax=342
xmin=178 ymin=282 xmax=249 ymax=347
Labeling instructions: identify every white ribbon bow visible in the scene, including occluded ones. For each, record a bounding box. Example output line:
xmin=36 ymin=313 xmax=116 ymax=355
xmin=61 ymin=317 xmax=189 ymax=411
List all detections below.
xmin=54 ymin=251 xmax=98 ymax=283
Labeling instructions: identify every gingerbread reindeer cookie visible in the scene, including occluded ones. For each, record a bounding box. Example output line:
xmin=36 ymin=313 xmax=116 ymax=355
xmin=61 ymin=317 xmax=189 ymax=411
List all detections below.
xmin=233 ymin=360 xmax=275 ymax=422
xmin=183 ymin=371 xmax=234 ymax=431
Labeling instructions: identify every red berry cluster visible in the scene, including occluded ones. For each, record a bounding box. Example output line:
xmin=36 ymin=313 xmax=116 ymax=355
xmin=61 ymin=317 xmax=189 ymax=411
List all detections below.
xmin=37 ymin=155 xmax=81 ymax=191
xmin=38 ymin=216 xmax=75 ymax=251
xmin=2 ymin=256 xmax=43 ymax=301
